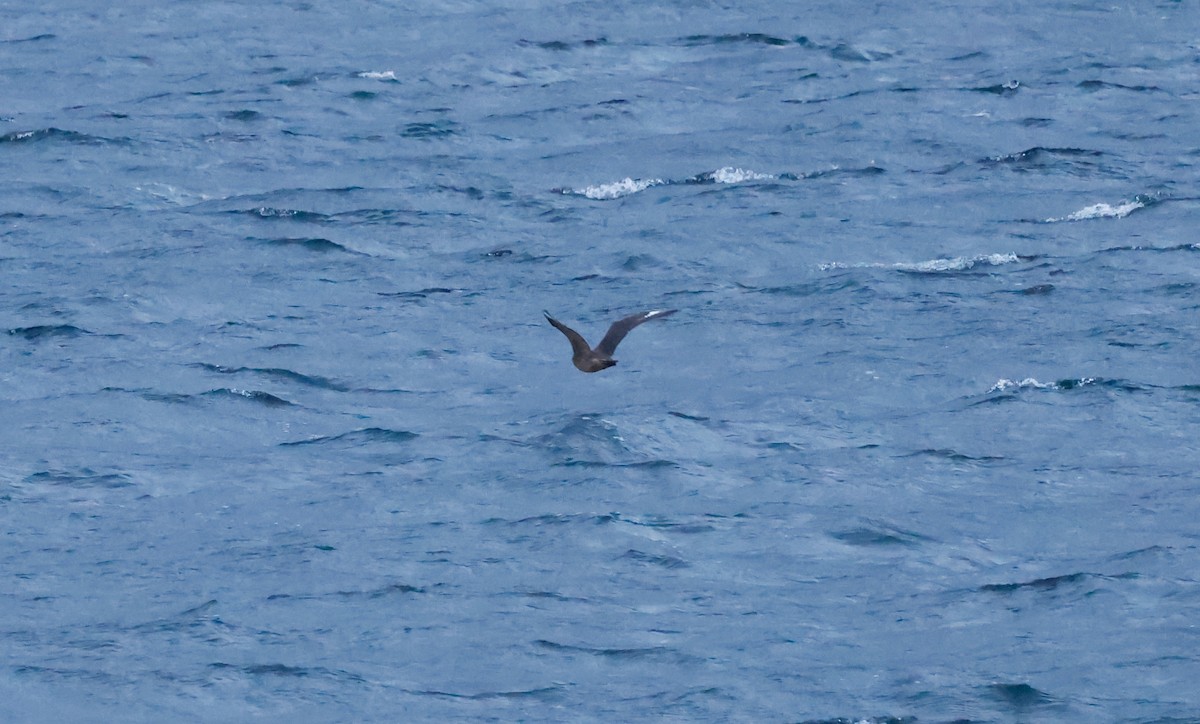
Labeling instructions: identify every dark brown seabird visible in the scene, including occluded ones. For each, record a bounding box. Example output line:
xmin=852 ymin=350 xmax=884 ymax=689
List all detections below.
xmin=544 ymin=309 xmax=678 ymax=373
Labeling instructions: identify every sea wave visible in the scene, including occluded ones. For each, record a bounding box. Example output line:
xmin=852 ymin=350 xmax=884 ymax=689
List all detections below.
xmin=563 ymin=176 xmax=666 ymax=200
xmin=988 ymin=377 xmax=1097 ymax=393
xmin=695 ymin=167 xmax=775 ymax=184
xmin=558 ymin=166 xmax=773 ymax=200
xmin=818 ymin=252 xmax=1022 ymax=273
xmin=1045 ymin=198 xmax=1147 ymax=222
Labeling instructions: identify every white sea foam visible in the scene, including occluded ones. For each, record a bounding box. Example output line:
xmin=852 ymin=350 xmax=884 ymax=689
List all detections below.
xmin=818 ymin=252 xmax=1021 ymax=273
xmin=708 ymin=166 xmax=774 ymax=183
xmin=988 ymin=377 xmax=1097 ymax=393
xmin=988 ymin=377 xmax=1054 ymax=393
xmin=564 ymin=166 xmax=773 ymax=200
xmin=896 ymin=252 xmax=1020 ymax=272
xmin=568 ymin=177 xmax=666 ymax=200
xmin=358 ymin=70 xmax=399 ymax=80
xmin=1046 ymin=199 xmax=1144 ymax=222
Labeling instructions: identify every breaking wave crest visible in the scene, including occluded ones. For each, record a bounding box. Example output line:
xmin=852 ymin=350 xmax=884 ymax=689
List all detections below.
xmin=563 ymin=176 xmax=667 ymax=200
xmin=1045 ymin=196 xmax=1152 ymax=222
xmin=819 ymin=252 xmax=1022 ymax=273
xmin=988 ymin=377 xmax=1102 ymax=393
xmin=556 ymin=166 xmax=775 ymax=200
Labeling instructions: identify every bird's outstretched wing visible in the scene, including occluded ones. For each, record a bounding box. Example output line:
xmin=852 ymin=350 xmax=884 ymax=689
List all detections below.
xmin=544 ymin=311 xmax=593 ymax=358
xmin=596 ymin=309 xmax=677 ymax=356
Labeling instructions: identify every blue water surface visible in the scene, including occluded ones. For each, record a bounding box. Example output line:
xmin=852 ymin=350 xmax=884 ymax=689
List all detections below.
xmin=3 ymin=1 xmax=1200 ymax=721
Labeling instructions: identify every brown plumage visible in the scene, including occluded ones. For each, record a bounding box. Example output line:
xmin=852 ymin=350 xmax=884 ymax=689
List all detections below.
xmin=543 ymin=309 xmax=677 ymax=372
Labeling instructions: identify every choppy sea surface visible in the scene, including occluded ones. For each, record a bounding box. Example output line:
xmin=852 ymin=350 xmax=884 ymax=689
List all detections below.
xmin=3 ymin=1 xmax=1199 ymax=721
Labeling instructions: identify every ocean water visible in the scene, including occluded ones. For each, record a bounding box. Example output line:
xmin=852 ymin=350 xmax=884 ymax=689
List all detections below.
xmin=3 ymin=1 xmax=1199 ymax=721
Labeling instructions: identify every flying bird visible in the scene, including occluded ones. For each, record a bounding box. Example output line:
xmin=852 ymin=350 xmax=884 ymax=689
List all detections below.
xmin=544 ymin=309 xmax=677 ymax=373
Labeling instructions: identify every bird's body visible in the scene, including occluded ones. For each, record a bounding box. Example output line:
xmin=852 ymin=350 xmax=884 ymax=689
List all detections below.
xmin=544 ymin=309 xmax=677 ymax=372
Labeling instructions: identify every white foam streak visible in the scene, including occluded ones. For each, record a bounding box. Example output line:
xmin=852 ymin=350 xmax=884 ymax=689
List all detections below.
xmin=709 ymin=166 xmax=774 ymax=183
xmin=898 ymin=252 xmax=1019 ymax=272
xmin=563 ymin=166 xmax=773 ymax=200
xmin=988 ymin=378 xmax=1053 ymax=393
xmin=569 ymin=177 xmax=665 ymax=200
xmin=358 ymin=70 xmax=398 ymax=80
xmin=818 ymin=252 xmax=1021 ymax=273
xmin=988 ymin=377 xmax=1096 ymax=393
xmin=1046 ymin=199 xmax=1144 ymax=222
